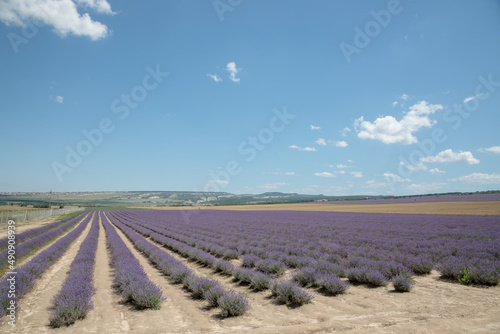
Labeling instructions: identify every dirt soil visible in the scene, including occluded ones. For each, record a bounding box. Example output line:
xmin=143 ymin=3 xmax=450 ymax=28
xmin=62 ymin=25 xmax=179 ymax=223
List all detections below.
xmin=1 ymin=211 xmax=499 ymax=333
xmin=149 ymin=200 xmax=500 ymax=216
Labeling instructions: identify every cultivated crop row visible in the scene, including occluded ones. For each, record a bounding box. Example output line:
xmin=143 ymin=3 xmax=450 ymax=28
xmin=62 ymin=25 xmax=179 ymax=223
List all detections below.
xmin=0 ymin=210 xmax=87 ymax=251
xmin=105 ymin=213 xmax=251 ymax=316
xmin=102 ymin=213 xmax=165 ymax=310
xmin=115 ymin=210 xmax=500 ymax=287
xmin=0 ymin=211 xmax=89 ymax=276
xmin=108 ymin=211 xmax=317 ymax=305
xmin=49 ymin=213 xmax=99 ymax=327
xmin=0 ymin=212 xmax=93 ymax=317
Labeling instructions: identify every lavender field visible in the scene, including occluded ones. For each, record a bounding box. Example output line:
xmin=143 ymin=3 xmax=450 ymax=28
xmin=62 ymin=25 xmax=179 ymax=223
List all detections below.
xmin=111 ymin=210 xmax=500 ymax=287
xmin=1 ymin=208 xmax=499 ymax=333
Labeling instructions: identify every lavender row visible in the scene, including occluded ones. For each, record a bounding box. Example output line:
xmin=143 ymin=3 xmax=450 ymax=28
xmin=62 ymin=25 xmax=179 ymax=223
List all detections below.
xmin=0 ymin=210 xmax=88 ymax=251
xmin=117 ymin=210 xmax=500 ymax=286
xmin=109 ymin=212 xmax=314 ymax=306
xmin=0 ymin=212 xmax=92 ymax=318
xmin=0 ymin=212 xmax=90 ymax=275
xmin=102 ymin=213 xmax=164 ymax=310
xmin=114 ymin=211 xmax=407 ymax=287
xmin=106 ymin=213 xmax=250 ymax=316
xmin=49 ymin=213 xmax=100 ymax=327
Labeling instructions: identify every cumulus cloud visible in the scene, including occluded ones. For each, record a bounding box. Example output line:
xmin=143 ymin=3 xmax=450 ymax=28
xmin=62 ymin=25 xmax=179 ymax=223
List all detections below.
xmin=207 ymin=74 xmax=222 ymax=82
xmin=354 ymin=101 xmax=443 ymax=145
xmin=364 ymin=180 xmax=388 ymax=189
xmin=315 ymin=138 xmax=327 ymax=146
xmin=53 ymin=95 xmax=63 ymax=103
xmin=383 ymin=173 xmax=410 ymax=183
xmin=337 ymin=164 xmax=350 ymax=169
xmin=0 ymin=0 xmax=115 ymax=40
xmin=334 ymin=141 xmax=348 ymax=148
xmin=350 ymin=171 xmax=363 ymax=178
xmin=311 ymin=125 xmax=321 ymax=130
xmin=399 ymin=161 xmax=427 ymax=171
xmin=406 ymin=182 xmax=447 ymax=192
xmin=289 ymin=145 xmax=316 ymax=152
xmin=341 ymin=127 xmax=351 ymax=137
xmin=421 ymin=149 xmax=479 ymax=165
xmin=226 ymin=62 xmax=240 ymax=82
xmin=456 ymin=173 xmax=500 ymax=184
xmin=401 ymin=94 xmax=410 ymax=100
xmin=314 ymin=172 xmax=336 ymax=178
xmin=479 ymin=146 xmax=500 ymax=154
xmin=429 ymin=168 xmax=446 ymax=174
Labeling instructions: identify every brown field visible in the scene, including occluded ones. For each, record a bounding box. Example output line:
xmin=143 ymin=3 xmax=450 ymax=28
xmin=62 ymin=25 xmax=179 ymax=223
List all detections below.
xmin=0 ymin=206 xmax=36 ymax=212
xmin=1 ymin=209 xmax=499 ymax=333
xmin=146 ymin=200 xmax=500 ymax=216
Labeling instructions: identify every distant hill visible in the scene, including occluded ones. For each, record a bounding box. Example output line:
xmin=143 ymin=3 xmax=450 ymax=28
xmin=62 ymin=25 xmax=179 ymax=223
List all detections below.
xmin=0 ymin=190 xmax=498 ymax=208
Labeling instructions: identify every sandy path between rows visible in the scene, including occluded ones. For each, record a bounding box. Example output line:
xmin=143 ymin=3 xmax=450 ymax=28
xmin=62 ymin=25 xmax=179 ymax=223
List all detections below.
xmin=2 ymin=212 xmax=499 ymax=333
xmin=1 ymin=213 xmax=94 ymax=332
xmin=0 ymin=213 xmax=90 ymax=279
xmin=118 ymin=219 xmax=500 ymax=333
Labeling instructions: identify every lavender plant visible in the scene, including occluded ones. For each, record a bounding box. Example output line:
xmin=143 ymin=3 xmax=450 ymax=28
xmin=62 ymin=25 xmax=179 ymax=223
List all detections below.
xmin=49 ymin=215 xmax=99 ymax=327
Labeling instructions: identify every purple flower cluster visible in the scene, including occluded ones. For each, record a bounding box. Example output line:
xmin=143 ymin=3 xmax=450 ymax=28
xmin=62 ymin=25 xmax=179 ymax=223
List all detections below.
xmin=270 ymin=280 xmax=314 ymax=305
xmin=0 ymin=211 xmax=87 ymax=251
xmin=106 ymin=213 xmax=250 ymax=317
xmin=117 ymin=209 xmax=500 ymax=288
xmin=49 ymin=213 xmax=99 ymax=327
xmin=0 ymin=211 xmax=89 ymax=275
xmin=102 ymin=214 xmax=164 ymax=309
xmin=0 ymin=212 xmax=92 ymax=317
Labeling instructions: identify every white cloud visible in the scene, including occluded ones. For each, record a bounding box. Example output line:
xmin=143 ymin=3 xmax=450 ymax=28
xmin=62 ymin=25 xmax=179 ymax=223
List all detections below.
xmin=269 ymin=171 xmax=295 ymax=176
xmin=77 ymin=0 xmax=114 ymax=14
xmin=334 ymin=141 xmax=348 ymax=148
xmin=259 ymin=182 xmax=288 ymax=190
xmin=0 ymin=0 xmax=114 ymax=40
xmin=226 ymin=62 xmax=240 ymax=82
xmin=392 ymin=101 xmax=398 ymax=107
xmin=314 ymin=172 xmax=336 ymax=178
xmin=456 ymin=173 xmax=500 ymax=184
xmin=421 ymin=149 xmax=480 ymax=165
xmin=207 ymin=180 xmax=229 ymax=184
xmin=399 ymin=161 xmax=427 ymax=171
xmin=341 ymin=127 xmax=351 ymax=137
xmin=354 ymin=101 xmax=443 ymax=145
xmin=207 ymin=74 xmax=222 ymax=82
xmin=406 ymin=182 xmax=447 ymax=192
xmin=479 ymin=146 xmax=500 ymax=154
xmin=54 ymin=95 xmax=63 ymax=103
xmin=289 ymin=145 xmax=316 ymax=152
xmin=337 ymin=164 xmax=349 ymax=169
xmin=364 ymin=180 xmax=388 ymax=189
xmin=310 ymin=125 xmax=321 ymax=130
xmin=383 ymin=173 xmax=410 ymax=183
xmin=463 ymin=93 xmax=486 ymax=104
xmin=401 ymin=94 xmax=410 ymax=100
xmin=335 ymin=170 xmax=346 ymax=174
xmin=315 ymin=138 xmax=327 ymax=146
xmin=350 ymin=171 xmax=363 ymax=178
xmin=429 ymin=168 xmax=446 ymax=174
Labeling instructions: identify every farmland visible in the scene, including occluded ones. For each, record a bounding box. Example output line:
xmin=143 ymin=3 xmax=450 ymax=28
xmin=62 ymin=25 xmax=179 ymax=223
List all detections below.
xmin=0 ymin=206 xmax=499 ymax=333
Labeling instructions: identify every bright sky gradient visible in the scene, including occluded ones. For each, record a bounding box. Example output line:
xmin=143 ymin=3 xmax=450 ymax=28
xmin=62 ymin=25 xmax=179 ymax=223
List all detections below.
xmin=1 ymin=0 xmax=499 ymax=195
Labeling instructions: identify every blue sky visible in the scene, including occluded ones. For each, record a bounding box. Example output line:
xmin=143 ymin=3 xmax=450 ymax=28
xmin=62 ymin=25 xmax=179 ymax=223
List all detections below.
xmin=0 ymin=0 xmax=499 ymax=195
